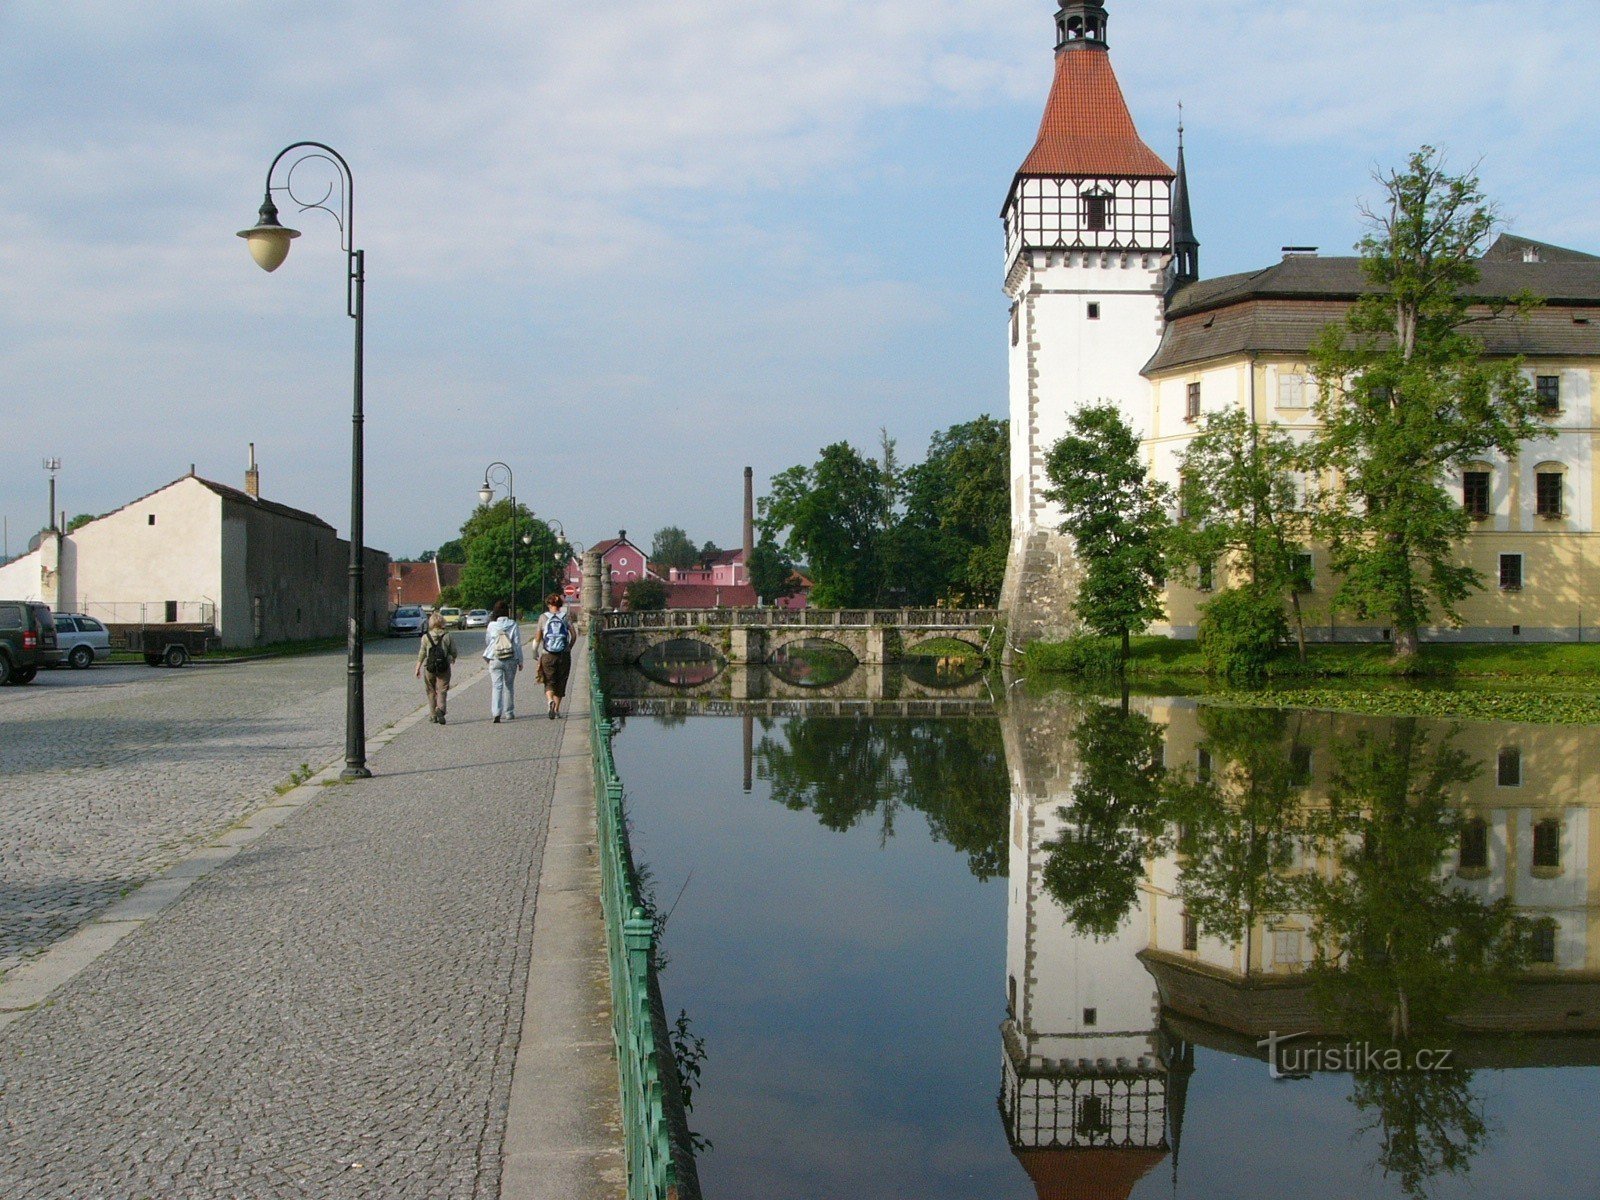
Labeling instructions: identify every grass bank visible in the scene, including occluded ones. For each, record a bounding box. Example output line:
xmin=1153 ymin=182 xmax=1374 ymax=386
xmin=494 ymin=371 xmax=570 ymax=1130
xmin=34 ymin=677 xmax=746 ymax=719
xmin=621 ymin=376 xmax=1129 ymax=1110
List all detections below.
xmin=1020 ymin=637 xmax=1600 ymax=725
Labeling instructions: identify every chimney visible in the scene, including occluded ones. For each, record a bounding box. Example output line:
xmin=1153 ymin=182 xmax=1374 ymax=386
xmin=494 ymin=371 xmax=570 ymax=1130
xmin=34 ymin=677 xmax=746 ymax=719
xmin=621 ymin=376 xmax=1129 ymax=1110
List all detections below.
xmin=743 ymin=466 xmax=755 ymax=565
xmin=245 ymin=443 xmax=260 ymax=499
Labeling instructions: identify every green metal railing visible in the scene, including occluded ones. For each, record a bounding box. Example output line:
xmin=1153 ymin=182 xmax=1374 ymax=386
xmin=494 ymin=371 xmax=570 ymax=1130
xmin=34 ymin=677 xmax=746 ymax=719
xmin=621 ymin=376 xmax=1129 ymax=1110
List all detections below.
xmin=588 ymin=632 xmax=703 ymax=1200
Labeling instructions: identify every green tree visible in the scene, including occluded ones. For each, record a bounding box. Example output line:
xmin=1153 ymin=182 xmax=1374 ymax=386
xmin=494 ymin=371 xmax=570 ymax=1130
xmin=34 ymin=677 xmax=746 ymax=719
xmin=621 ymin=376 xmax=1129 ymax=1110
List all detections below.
xmin=747 ymin=535 xmax=800 ymax=604
xmin=760 ymin=442 xmax=892 ymax=607
xmin=625 ymin=577 xmax=669 ymax=611
xmin=435 ymin=538 xmax=467 ymax=564
xmin=901 ymin=415 xmax=1010 ymax=606
xmin=1042 ymin=404 xmax=1170 ymax=663
xmin=1309 ymin=147 xmax=1541 ymax=658
xmin=698 ymin=540 xmax=722 ymax=565
xmin=1173 ymin=408 xmax=1311 ymax=659
xmin=66 ymin=513 xmax=97 ymax=532
xmin=455 ymin=500 xmax=555 ymax=613
xmin=651 ymin=526 xmax=699 ymax=572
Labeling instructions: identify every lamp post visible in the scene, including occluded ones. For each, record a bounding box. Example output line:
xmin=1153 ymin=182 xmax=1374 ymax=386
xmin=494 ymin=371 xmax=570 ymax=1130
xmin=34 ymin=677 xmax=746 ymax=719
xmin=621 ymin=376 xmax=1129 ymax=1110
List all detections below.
xmin=479 ymin=463 xmax=518 ymax=619
xmin=238 ymin=142 xmax=371 ymax=781
xmin=539 ymin=518 xmax=567 ymax=602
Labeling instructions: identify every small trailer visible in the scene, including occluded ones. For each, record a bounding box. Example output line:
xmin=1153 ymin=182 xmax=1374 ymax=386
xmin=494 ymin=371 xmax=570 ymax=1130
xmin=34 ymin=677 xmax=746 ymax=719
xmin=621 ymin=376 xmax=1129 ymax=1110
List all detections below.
xmin=123 ymin=625 xmax=216 ymax=668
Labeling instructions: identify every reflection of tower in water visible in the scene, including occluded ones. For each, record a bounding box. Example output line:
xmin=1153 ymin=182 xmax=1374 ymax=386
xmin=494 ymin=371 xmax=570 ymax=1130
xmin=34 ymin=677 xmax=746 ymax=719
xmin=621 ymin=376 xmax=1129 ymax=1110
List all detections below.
xmin=999 ymin=702 xmax=1191 ymax=1199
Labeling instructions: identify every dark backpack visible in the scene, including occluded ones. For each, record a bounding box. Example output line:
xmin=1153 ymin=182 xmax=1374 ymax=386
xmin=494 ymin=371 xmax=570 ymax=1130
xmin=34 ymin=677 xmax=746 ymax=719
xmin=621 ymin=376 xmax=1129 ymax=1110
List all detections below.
xmin=424 ymin=633 xmax=451 ymax=674
xmin=542 ymin=612 xmax=570 ymax=653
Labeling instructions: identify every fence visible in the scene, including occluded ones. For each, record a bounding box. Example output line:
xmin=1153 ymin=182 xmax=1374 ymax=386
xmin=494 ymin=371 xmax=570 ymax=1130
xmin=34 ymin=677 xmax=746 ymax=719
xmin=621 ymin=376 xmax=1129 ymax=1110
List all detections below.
xmin=600 ymin=607 xmax=1002 ymax=631
xmin=77 ymin=599 xmax=216 ymax=626
xmin=588 ymin=634 xmax=703 ymax=1200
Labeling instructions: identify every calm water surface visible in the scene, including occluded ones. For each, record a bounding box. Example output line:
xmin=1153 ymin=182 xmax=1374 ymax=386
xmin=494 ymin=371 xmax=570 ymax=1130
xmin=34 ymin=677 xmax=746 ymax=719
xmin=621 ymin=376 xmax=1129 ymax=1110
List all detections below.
xmin=606 ymin=667 xmax=1600 ymax=1199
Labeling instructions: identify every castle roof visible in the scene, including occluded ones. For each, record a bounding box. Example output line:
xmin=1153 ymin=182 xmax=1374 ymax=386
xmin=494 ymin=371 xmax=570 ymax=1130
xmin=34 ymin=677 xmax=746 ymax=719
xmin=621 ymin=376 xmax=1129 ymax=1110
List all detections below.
xmin=1014 ymin=47 xmax=1172 ymax=182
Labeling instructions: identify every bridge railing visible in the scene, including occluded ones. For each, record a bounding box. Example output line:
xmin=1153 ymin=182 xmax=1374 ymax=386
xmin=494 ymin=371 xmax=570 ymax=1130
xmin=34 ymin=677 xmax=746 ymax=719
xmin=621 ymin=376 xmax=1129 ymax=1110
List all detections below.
xmin=588 ymin=635 xmax=703 ymax=1200
xmin=599 ymin=607 xmax=1001 ymax=631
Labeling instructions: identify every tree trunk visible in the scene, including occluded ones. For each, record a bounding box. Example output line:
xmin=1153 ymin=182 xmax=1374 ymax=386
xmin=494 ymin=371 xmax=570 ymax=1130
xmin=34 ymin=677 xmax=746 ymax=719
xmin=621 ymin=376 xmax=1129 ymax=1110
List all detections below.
xmin=1120 ymin=626 xmax=1130 ymax=670
xmin=1393 ymin=625 xmax=1420 ymax=659
xmin=1289 ymin=590 xmax=1308 ymax=662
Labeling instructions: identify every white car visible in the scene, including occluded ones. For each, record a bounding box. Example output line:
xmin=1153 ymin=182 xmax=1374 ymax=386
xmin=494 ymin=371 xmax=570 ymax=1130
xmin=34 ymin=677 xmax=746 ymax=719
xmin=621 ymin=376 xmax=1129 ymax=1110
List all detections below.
xmin=51 ymin=613 xmax=112 ymax=669
xmin=463 ymin=609 xmax=491 ymax=629
xmin=388 ymin=606 xmax=428 ymax=636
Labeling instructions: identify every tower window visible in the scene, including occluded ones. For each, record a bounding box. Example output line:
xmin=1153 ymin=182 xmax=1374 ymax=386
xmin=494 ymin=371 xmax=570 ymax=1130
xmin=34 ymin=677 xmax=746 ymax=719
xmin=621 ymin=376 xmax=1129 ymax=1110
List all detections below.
xmin=1536 ymin=470 xmax=1564 ymax=518
xmin=1277 ymin=373 xmax=1308 ymax=410
xmin=1082 ymin=1007 xmax=1097 ymax=1027
xmin=1533 ymin=818 xmax=1561 ymax=870
xmin=1497 ymin=747 xmax=1522 ymax=788
xmin=1536 ymin=375 xmax=1561 ymax=414
xmin=1459 ymin=818 xmax=1489 ymax=871
xmin=1185 ymin=381 xmax=1201 ymax=421
xmin=1086 ymin=302 xmax=1101 ymax=320
xmin=1182 ymin=910 xmax=1199 ymax=952
xmin=1499 ymin=553 xmax=1523 ymax=591
xmin=1084 ymin=194 xmax=1112 ymax=232
xmin=1463 ymin=471 xmax=1491 ymax=518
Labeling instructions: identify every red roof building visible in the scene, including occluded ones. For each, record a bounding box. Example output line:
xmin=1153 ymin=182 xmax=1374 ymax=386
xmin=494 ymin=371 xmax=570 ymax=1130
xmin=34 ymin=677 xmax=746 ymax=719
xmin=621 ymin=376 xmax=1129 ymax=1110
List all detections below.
xmin=387 ymin=560 xmax=462 ymax=609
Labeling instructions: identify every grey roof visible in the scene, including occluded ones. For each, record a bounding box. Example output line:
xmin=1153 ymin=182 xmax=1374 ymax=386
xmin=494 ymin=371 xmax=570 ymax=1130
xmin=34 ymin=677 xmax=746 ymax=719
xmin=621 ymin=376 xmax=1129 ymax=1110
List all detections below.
xmin=1147 ymin=238 xmax=1600 ymax=373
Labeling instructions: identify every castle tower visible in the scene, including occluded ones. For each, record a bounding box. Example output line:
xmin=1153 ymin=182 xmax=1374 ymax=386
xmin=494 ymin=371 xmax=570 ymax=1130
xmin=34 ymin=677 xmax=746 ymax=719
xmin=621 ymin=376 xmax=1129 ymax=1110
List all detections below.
xmin=999 ymin=0 xmax=1175 ymax=645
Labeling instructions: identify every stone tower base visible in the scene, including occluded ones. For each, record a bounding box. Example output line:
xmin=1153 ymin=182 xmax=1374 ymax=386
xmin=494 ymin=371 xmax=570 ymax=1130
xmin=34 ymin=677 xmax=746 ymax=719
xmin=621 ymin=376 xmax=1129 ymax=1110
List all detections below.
xmin=1000 ymin=529 xmax=1081 ymax=661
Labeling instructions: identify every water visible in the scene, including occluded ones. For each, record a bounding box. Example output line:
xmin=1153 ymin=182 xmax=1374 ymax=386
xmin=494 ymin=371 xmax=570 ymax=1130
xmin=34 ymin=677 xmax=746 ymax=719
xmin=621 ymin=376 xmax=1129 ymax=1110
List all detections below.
xmin=605 ymin=666 xmax=1600 ymax=1199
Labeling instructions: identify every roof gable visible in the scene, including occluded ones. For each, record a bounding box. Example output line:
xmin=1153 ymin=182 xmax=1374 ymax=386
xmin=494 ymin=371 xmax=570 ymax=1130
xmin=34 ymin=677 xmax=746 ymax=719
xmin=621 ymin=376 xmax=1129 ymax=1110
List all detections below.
xmin=1014 ymin=48 xmax=1172 ymax=181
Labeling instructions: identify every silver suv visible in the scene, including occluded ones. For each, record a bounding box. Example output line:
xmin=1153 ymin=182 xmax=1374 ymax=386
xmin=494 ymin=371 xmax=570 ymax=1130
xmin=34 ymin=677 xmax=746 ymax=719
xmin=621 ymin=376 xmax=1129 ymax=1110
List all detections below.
xmin=51 ymin=613 xmax=112 ymax=669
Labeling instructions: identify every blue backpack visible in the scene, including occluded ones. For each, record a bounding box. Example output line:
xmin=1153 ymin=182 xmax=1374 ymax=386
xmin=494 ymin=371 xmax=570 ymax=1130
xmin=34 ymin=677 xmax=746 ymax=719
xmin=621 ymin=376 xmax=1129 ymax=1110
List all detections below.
xmin=542 ymin=612 xmax=570 ymax=653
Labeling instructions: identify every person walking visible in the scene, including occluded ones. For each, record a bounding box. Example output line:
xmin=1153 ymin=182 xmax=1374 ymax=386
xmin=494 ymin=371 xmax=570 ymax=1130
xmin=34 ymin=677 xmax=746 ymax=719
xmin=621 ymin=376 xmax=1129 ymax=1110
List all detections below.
xmin=534 ymin=593 xmax=574 ymax=719
xmin=482 ymin=600 xmax=523 ymax=722
xmin=415 ymin=611 xmax=458 ymax=724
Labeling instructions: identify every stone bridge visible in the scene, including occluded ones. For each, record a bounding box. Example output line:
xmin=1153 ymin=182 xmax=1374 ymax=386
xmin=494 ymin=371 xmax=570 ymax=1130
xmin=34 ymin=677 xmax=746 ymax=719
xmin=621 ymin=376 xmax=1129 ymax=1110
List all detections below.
xmin=595 ymin=608 xmax=1001 ymax=667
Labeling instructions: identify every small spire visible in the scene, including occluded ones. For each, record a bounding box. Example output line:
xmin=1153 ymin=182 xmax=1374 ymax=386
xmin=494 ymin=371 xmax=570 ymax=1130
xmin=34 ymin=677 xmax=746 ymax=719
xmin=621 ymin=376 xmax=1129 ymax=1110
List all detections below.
xmin=1169 ymin=108 xmax=1200 ymax=289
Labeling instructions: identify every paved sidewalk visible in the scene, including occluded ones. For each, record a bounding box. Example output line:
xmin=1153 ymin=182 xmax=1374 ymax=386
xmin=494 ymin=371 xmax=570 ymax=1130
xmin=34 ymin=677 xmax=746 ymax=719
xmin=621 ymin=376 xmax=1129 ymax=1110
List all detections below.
xmin=0 ymin=641 xmax=621 ymax=1199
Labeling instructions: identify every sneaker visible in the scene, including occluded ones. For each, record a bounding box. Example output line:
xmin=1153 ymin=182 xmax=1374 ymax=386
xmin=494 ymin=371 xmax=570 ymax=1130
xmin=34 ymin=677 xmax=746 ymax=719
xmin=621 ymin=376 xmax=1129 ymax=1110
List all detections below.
xmin=438 ymin=715 xmax=446 ymax=725
xmin=548 ymin=701 xmax=556 ymax=720
xmin=493 ymin=715 xmax=501 ymax=724
xmin=507 ymin=712 xmax=515 ymax=721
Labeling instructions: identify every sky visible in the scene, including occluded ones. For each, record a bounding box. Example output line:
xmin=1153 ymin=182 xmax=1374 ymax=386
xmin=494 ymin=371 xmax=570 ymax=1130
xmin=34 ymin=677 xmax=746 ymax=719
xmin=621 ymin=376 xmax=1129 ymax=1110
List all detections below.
xmin=4 ymin=0 xmax=1599 ymax=562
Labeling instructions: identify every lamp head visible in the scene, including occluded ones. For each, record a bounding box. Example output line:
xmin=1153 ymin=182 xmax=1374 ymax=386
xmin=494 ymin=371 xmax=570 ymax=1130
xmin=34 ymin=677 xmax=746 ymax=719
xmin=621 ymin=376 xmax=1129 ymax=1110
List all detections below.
xmin=521 ymin=532 xmax=533 ymax=546
xmin=478 ymin=483 xmax=494 ymax=506
xmin=237 ymin=196 xmax=300 ymax=272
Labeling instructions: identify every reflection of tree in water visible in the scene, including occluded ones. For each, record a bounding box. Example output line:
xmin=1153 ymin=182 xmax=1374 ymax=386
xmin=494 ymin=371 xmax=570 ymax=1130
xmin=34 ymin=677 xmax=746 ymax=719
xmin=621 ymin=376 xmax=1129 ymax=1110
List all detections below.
xmin=1300 ymin=718 xmax=1527 ymax=1198
xmin=756 ymin=716 xmax=1009 ymax=880
xmin=1039 ymin=701 xmax=1169 ymax=938
xmin=767 ymin=641 xmax=858 ymax=688
xmin=1153 ymin=711 xmax=1529 ymax=1199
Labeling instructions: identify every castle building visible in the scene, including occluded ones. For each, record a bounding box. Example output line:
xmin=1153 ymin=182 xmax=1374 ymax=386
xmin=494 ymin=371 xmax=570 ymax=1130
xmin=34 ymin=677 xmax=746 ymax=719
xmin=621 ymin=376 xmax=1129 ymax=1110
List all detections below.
xmin=1001 ymin=0 xmax=1600 ymax=645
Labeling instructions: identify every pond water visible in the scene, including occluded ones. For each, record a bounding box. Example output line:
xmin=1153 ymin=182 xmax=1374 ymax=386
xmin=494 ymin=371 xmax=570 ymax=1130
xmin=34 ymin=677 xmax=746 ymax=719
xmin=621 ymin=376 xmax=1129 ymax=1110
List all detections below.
xmin=604 ymin=666 xmax=1600 ymax=1199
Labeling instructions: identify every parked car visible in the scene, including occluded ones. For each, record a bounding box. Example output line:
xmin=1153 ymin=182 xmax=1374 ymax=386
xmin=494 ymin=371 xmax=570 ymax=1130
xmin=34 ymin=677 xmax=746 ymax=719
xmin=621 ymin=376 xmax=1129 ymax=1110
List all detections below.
xmin=51 ymin=612 xmax=112 ymax=669
xmin=0 ymin=600 xmax=58 ymax=685
xmin=463 ymin=609 xmax=490 ymax=629
xmin=438 ymin=606 xmax=464 ymax=629
xmin=388 ymin=605 xmax=428 ymax=636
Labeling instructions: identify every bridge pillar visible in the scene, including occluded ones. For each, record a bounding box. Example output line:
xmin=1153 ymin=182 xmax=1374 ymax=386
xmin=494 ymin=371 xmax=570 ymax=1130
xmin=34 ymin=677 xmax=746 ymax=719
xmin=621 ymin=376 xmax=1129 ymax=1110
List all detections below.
xmin=580 ymin=550 xmax=603 ymax=632
xmin=729 ymin=626 xmax=765 ymax=666
xmin=863 ymin=626 xmax=891 ymax=665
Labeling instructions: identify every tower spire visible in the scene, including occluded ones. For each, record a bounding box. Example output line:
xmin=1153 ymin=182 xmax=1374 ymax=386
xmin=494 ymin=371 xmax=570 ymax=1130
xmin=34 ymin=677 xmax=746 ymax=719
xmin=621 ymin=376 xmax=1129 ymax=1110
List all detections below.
xmin=1169 ymin=110 xmax=1200 ymax=289
xmin=1054 ymin=0 xmax=1110 ymax=52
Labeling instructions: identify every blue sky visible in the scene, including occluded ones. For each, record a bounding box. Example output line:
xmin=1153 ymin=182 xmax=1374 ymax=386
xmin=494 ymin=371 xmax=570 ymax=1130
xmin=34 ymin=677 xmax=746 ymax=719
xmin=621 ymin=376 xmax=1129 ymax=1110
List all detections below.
xmin=3 ymin=1 xmax=1598 ymax=560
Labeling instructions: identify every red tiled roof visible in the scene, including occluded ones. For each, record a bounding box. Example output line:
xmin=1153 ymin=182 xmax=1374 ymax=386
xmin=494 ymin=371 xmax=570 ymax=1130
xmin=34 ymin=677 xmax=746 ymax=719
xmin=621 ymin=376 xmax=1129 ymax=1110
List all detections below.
xmin=1016 ymin=49 xmax=1172 ymax=180
xmin=1012 ymin=1147 xmax=1168 ymax=1200
xmin=664 ymin=583 xmax=758 ymax=609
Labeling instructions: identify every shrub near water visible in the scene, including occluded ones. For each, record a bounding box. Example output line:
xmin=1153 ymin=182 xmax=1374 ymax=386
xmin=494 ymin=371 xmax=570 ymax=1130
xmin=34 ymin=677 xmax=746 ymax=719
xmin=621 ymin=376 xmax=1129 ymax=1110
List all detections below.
xmin=1198 ymin=586 xmax=1288 ymax=682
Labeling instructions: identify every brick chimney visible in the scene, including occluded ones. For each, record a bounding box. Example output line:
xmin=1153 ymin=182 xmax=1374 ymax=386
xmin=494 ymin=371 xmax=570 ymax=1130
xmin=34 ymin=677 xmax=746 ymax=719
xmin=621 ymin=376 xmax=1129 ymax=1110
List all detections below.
xmin=245 ymin=443 xmax=260 ymax=499
xmin=743 ymin=466 xmax=755 ymax=565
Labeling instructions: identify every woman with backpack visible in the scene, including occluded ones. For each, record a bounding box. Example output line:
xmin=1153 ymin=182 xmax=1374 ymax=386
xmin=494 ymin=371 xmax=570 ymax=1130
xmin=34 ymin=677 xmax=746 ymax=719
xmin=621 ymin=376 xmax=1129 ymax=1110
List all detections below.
xmin=534 ymin=593 xmax=573 ymax=719
xmin=415 ymin=611 xmax=458 ymax=724
xmin=481 ymin=599 xmax=523 ymax=722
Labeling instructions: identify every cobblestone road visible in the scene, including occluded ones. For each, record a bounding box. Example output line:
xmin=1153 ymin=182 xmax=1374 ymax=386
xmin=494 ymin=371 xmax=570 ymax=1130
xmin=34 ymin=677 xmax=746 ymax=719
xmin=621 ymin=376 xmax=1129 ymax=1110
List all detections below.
xmin=0 ymin=650 xmax=564 ymax=1198
xmin=0 ymin=638 xmax=482 ymax=972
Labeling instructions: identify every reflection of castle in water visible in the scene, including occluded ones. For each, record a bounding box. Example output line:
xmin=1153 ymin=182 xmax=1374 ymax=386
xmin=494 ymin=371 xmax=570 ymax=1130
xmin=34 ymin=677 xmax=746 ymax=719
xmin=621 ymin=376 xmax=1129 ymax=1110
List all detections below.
xmin=998 ymin=690 xmax=1600 ymax=1198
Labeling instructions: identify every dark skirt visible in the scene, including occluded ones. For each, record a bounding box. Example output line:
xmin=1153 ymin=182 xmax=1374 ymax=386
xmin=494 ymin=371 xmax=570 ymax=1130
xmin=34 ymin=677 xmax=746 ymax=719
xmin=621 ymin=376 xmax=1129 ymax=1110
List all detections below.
xmin=537 ymin=650 xmax=571 ymax=697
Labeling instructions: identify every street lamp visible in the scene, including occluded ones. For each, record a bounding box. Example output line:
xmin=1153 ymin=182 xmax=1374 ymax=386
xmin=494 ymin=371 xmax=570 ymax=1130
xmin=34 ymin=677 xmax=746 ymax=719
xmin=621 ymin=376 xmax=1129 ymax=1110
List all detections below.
xmin=480 ymin=462 xmax=518 ymax=619
xmin=239 ymin=142 xmax=370 ymax=781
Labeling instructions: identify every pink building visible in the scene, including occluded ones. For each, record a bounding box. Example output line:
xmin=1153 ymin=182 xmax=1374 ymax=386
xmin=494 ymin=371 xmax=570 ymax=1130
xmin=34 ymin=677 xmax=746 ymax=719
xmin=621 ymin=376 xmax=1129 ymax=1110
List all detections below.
xmin=668 ymin=548 xmax=747 ymax=589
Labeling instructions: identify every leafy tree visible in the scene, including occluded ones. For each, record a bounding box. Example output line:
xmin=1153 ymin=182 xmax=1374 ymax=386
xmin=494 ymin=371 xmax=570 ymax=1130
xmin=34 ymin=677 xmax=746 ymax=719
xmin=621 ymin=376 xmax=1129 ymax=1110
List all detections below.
xmin=455 ymin=500 xmax=557 ymax=613
xmin=901 ymin=416 xmax=1010 ymax=606
xmin=435 ymin=538 xmax=467 ymax=564
xmin=1040 ymin=700 xmax=1169 ymax=937
xmin=625 ymin=577 xmax=669 ymax=611
xmin=1309 ymin=147 xmax=1541 ymax=658
xmin=651 ymin=526 xmax=699 ymax=572
xmin=1042 ymin=404 xmax=1171 ymax=663
xmin=418 ymin=549 xmax=437 ymax=562
xmin=760 ymin=441 xmax=892 ymax=607
xmin=435 ymin=584 xmax=463 ymax=607
xmin=698 ymin=540 xmax=722 ymax=565
xmin=66 ymin=513 xmax=97 ymax=532
xmin=747 ymin=535 xmax=800 ymax=604
xmin=1173 ymin=409 xmax=1311 ymax=658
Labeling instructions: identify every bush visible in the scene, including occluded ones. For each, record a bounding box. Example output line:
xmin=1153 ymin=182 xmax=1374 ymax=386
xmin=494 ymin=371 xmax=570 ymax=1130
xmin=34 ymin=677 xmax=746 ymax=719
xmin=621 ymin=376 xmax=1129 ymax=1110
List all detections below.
xmin=625 ymin=578 xmax=669 ymax=611
xmin=1021 ymin=634 xmax=1124 ymax=676
xmin=1198 ymin=586 xmax=1288 ymax=681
